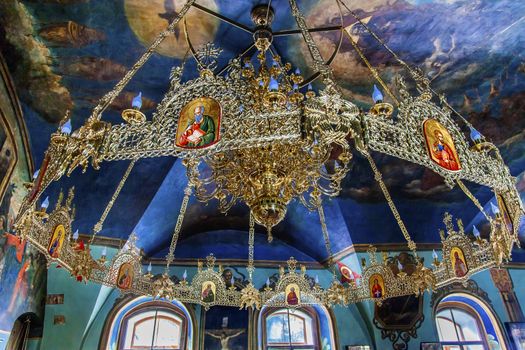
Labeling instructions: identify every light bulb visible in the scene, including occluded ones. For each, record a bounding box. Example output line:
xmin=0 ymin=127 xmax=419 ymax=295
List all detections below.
xmin=372 ymin=84 xmax=384 ymax=103
xmin=473 ymin=225 xmax=480 ymax=238
xmin=41 ymin=196 xmax=50 ymax=209
xmin=61 ymin=119 xmax=72 ymax=135
xmin=490 ymin=202 xmax=500 ymax=215
xmin=132 ymin=92 xmax=142 ymax=110
xmin=269 ymin=77 xmax=279 ymax=91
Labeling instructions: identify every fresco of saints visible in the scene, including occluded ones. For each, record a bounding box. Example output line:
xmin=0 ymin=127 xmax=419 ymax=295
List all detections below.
xmin=202 ymin=283 xmax=215 ymax=303
xmin=178 ymin=105 xmax=216 ymax=148
xmin=423 ymin=119 xmax=461 ymax=171
xmin=452 ymin=249 xmax=468 ymax=278
xmin=117 ymin=264 xmax=133 ymax=290
xmin=371 ymin=278 xmax=383 ymax=298
xmin=286 ymin=286 xmax=299 ymax=305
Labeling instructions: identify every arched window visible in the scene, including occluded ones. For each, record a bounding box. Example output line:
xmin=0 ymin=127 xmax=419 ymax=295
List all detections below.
xmin=436 ymin=307 xmax=486 ymax=349
xmin=265 ymin=309 xmax=316 ymax=349
xmin=119 ymin=306 xmax=186 ymax=349
xmin=258 ymin=306 xmax=336 ymax=350
xmin=435 ymin=293 xmax=507 ymax=350
xmin=102 ymin=296 xmax=194 ymax=350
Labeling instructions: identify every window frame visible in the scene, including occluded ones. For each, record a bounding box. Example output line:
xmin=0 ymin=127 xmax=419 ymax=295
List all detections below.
xmin=261 ymin=307 xmax=321 ymax=350
xmin=436 ymin=302 xmax=490 ymax=350
xmin=117 ymin=301 xmax=188 ymax=350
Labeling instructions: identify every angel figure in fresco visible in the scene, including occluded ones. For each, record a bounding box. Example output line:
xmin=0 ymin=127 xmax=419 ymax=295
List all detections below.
xmin=286 ymin=287 xmax=299 ymax=305
xmin=201 ymin=283 xmax=215 ymax=303
xmin=205 ymin=329 xmax=244 ymax=350
xmin=453 ymin=251 xmax=468 ymax=277
xmin=178 ymin=105 xmax=216 ymax=148
xmin=431 ymin=130 xmax=460 ymax=171
xmin=371 ymin=278 xmax=383 ymax=298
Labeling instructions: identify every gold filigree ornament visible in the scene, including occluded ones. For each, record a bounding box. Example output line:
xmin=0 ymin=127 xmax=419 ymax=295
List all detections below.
xmin=240 ymin=283 xmax=261 ymax=310
xmin=153 ymin=274 xmax=176 ymax=300
xmin=412 ymin=262 xmax=436 ymax=296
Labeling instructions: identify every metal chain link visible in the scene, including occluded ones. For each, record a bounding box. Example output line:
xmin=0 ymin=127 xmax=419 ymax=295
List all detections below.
xmin=165 ymin=185 xmax=193 ymax=272
xmin=247 ymin=212 xmax=255 ymax=282
xmin=456 ymin=179 xmax=491 ymax=222
xmin=89 ymin=0 xmax=196 ymax=121
xmin=342 ymin=29 xmax=399 ymax=106
xmin=362 ymin=150 xmax=418 ymax=255
xmin=318 ymin=204 xmax=337 ymax=278
xmin=337 ymin=0 xmax=476 ymax=129
xmin=90 ymin=159 xmax=136 ymax=243
xmin=287 ymin=0 xmax=338 ymax=89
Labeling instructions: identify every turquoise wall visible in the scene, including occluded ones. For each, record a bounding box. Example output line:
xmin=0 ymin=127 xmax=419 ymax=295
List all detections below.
xmin=28 ymin=246 xmax=525 ymax=350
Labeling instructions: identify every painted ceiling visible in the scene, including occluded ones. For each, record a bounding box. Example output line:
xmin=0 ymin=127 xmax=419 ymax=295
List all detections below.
xmin=0 ymin=0 xmax=524 ymax=263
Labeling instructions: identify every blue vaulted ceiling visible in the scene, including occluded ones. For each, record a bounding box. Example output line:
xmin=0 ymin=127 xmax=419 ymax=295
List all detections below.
xmin=0 ymin=0 xmax=524 ymax=263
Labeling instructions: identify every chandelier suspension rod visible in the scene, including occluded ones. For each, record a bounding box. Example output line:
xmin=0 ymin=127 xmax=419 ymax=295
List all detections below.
xmin=287 ymin=0 xmax=337 ymax=89
xmin=165 ymin=184 xmax=193 ymax=273
xmin=90 ymin=159 xmax=136 ymax=244
xmin=318 ymin=204 xmax=337 ymax=279
xmin=361 ymin=150 xmax=418 ymax=256
xmin=247 ymin=212 xmax=256 ymax=282
xmin=88 ymin=0 xmax=196 ymax=122
xmin=456 ymin=179 xmax=492 ymax=222
xmin=336 ymin=0 xmax=477 ymax=130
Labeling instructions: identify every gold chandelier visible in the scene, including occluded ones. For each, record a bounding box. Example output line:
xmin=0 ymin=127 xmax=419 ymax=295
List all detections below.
xmin=12 ymin=0 xmax=524 ymax=310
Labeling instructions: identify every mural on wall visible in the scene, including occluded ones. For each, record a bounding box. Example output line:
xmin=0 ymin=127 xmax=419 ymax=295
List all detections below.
xmin=0 ymin=55 xmax=46 ymax=334
xmin=203 ymin=306 xmax=249 ymax=350
xmin=0 ymin=175 xmax=47 ymax=334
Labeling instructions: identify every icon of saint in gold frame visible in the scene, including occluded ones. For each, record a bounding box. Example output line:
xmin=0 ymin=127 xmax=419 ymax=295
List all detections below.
xmin=423 ymin=119 xmax=461 ymax=172
xmin=48 ymin=224 xmax=66 ymax=259
xmin=175 ymin=97 xmax=221 ymax=149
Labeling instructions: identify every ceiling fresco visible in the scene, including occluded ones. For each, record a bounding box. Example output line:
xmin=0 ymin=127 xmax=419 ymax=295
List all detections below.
xmin=0 ymin=0 xmax=524 ymax=262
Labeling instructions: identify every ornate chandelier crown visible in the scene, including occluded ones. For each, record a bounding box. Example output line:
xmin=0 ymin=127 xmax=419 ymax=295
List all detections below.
xmin=13 ymin=0 xmax=524 ymax=310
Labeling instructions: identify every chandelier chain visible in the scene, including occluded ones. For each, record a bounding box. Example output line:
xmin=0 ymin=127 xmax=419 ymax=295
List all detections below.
xmin=248 ymin=212 xmax=255 ymax=282
xmin=89 ymin=0 xmax=196 ymax=121
xmin=362 ymin=150 xmax=418 ymax=255
xmin=342 ymin=30 xmax=399 ymax=106
xmin=165 ymin=185 xmax=193 ymax=272
xmin=91 ymin=159 xmax=136 ymax=243
xmin=287 ymin=0 xmax=337 ymax=88
xmin=456 ymin=179 xmax=491 ymax=222
xmin=318 ymin=204 xmax=337 ymax=278
xmin=337 ymin=0 xmax=476 ymax=129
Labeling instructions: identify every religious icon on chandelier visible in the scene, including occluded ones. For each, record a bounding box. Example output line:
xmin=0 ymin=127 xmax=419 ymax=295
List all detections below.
xmin=285 ymin=283 xmax=300 ymax=305
xmin=175 ymin=97 xmax=221 ymax=149
xmin=450 ymin=247 xmax=468 ymax=278
xmin=369 ymin=274 xmax=385 ymax=299
xmin=423 ymin=119 xmax=461 ymax=171
xmin=48 ymin=224 xmax=66 ymax=259
xmin=201 ymin=281 xmax=216 ymax=303
xmin=116 ymin=262 xmax=134 ymax=290
xmin=496 ymin=194 xmax=514 ymax=234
